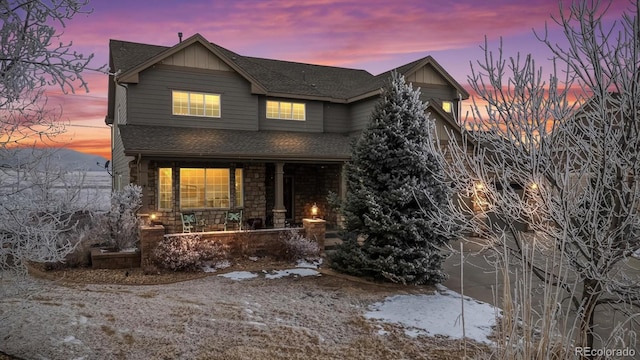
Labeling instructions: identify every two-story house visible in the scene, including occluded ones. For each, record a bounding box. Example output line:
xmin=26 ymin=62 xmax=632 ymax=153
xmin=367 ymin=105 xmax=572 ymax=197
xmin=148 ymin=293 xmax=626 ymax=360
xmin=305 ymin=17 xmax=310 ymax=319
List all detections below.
xmin=106 ymin=33 xmax=468 ymax=233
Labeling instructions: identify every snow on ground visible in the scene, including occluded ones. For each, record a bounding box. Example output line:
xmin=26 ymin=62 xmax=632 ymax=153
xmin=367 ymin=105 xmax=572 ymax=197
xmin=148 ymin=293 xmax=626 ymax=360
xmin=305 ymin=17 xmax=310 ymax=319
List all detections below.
xmin=217 ymin=270 xmax=258 ymax=280
xmin=265 ymin=268 xmax=320 ymax=279
xmin=296 ymin=258 xmax=323 ymax=269
xmin=365 ymin=284 xmax=499 ymax=344
xmin=201 ymin=259 xmax=232 ymax=273
xmin=215 ymin=259 xmax=322 ymax=280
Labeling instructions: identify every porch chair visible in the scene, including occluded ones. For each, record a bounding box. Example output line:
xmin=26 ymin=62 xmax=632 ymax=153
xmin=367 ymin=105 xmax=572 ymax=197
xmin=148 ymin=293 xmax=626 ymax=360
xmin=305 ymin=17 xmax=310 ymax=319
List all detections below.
xmin=181 ymin=212 xmax=197 ymax=233
xmin=224 ymin=210 xmax=243 ymax=231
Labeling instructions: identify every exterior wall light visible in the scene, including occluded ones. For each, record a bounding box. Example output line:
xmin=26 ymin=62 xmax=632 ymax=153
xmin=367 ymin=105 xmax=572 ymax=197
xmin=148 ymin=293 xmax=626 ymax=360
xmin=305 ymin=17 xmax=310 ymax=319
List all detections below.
xmin=150 ymin=213 xmax=161 ymax=226
xmin=311 ymin=203 xmax=319 ymax=219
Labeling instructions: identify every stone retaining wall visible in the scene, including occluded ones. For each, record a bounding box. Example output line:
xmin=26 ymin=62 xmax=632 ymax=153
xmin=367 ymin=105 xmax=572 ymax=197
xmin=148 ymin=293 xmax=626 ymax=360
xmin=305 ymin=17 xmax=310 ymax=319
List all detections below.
xmin=139 ymin=220 xmax=327 ymax=266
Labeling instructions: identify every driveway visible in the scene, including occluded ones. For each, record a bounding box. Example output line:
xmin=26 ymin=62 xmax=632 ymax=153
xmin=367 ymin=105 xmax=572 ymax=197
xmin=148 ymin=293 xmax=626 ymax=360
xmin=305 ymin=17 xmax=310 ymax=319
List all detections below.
xmin=443 ymin=236 xmax=640 ymax=354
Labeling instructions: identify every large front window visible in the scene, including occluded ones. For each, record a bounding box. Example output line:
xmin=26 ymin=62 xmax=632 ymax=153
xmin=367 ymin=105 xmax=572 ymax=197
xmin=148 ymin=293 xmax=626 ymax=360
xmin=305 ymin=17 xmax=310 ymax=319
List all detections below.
xmin=173 ymin=91 xmax=221 ymax=117
xmin=178 ymin=168 xmax=243 ymax=209
xmin=266 ymin=100 xmax=305 ymax=120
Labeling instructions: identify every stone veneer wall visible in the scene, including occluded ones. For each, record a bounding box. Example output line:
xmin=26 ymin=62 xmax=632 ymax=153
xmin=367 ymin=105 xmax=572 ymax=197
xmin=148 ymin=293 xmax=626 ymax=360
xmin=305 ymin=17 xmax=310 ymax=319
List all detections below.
xmin=139 ymin=225 xmax=326 ymax=262
xmin=242 ymin=163 xmax=266 ymax=223
xmin=290 ymin=164 xmax=341 ymax=227
xmin=144 ymin=161 xmax=267 ymax=233
xmin=264 ymin=163 xmax=342 ymax=228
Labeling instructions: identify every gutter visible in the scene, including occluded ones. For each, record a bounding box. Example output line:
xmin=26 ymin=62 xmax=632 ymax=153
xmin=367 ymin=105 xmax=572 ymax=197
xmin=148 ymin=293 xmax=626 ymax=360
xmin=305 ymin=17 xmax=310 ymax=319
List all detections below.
xmin=123 ymin=150 xmax=351 ymax=163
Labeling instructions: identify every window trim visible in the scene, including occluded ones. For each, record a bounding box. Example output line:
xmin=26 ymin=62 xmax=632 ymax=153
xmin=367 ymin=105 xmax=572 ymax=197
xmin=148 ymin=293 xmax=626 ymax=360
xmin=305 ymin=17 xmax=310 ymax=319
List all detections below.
xmin=172 ymin=90 xmax=221 ymax=118
xmin=174 ymin=167 xmax=243 ymax=210
xmin=158 ymin=167 xmax=173 ymax=210
xmin=235 ymin=168 xmax=244 ymax=208
xmin=266 ymin=100 xmax=306 ymax=121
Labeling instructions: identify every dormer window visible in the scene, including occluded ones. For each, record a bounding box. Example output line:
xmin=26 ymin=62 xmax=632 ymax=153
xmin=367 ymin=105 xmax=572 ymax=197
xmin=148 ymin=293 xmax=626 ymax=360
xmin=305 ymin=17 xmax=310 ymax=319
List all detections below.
xmin=266 ymin=100 xmax=305 ymax=121
xmin=442 ymin=101 xmax=453 ymax=113
xmin=172 ymin=90 xmax=221 ymax=118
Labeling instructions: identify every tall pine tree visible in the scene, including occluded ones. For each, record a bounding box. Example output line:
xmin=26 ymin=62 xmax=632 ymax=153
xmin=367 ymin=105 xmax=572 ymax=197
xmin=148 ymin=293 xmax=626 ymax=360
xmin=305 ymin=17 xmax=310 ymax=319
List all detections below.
xmin=330 ymin=71 xmax=451 ymax=285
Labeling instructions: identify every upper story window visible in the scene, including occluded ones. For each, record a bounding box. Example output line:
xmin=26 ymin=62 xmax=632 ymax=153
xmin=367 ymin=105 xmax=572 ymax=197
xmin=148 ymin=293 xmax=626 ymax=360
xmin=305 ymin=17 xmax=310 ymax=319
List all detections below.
xmin=442 ymin=101 xmax=453 ymax=113
xmin=172 ymin=91 xmax=221 ymax=118
xmin=266 ymin=100 xmax=305 ymax=121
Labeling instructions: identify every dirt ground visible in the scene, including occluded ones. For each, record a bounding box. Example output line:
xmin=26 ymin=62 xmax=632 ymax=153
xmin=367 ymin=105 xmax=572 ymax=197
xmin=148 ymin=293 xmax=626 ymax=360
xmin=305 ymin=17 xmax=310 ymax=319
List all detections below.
xmin=0 ymin=259 xmax=491 ymax=360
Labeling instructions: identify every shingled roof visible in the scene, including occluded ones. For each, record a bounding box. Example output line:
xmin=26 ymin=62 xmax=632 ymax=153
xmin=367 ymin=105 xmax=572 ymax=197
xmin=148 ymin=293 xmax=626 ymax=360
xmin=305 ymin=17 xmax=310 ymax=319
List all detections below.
xmin=119 ymin=125 xmax=355 ymax=161
xmin=109 ymin=33 xmax=468 ymax=102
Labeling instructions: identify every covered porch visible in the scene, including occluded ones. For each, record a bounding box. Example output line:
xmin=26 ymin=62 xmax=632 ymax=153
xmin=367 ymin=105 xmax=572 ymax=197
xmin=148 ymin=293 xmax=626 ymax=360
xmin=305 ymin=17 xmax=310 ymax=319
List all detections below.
xmin=118 ymin=125 xmax=354 ymax=234
xmin=137 ymin=160 xmax=345 ymax=234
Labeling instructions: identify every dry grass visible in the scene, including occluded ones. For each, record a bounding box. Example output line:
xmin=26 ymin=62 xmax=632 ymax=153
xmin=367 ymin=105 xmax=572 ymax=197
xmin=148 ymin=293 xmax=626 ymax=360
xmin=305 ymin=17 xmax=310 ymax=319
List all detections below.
xmin=2 ymin=259 xmax=496 ymax=360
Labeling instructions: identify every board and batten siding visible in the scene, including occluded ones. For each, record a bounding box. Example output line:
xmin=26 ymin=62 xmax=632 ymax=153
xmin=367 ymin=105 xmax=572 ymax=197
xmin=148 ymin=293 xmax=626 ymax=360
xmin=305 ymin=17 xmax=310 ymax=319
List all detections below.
xmin=323 ymin=103 xmax=350 ymax=133
xmin=126 ymin=65 xmax=258 ymax=130
xmin=258 ymin=97 xmax=323 ymax=132
xmin=406 ymin=64 xmax=448 ymax=85
xmin=159 ymin=42 xmax=232 ymax=72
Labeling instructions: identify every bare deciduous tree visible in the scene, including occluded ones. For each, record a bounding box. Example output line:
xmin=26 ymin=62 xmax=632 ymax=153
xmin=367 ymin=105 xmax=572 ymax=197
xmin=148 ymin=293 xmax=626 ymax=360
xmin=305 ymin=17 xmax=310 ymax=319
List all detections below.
xmin=0 ymin=1 xmax=103 ymax=277
xmin=427 ymin=0 xmax=640 ymax=354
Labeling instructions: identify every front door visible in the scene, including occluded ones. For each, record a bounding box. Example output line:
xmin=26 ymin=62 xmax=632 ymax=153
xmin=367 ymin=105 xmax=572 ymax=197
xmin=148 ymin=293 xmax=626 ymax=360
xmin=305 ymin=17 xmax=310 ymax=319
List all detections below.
xmin=284 ymin=175 xmax=294 ymax=221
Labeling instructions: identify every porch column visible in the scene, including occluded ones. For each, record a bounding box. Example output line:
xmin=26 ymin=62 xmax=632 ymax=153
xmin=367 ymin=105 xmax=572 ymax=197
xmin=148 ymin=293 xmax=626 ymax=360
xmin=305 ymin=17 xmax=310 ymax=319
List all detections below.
xmin=272 ymin=162 xmax=286 ymax=228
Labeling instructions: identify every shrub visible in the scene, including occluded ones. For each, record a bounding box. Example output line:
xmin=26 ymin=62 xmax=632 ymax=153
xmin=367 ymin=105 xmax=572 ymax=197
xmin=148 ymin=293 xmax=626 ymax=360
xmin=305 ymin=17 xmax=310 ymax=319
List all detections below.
xmin=108 ymin=184 xmax=142 ymax=251
xmin=276 ymin=229 xmax=320 ymax=262
xmin=44 ymin=210 xmax=108 ymax=269
xmin=152 ymin=234 xmax=228 ymax=271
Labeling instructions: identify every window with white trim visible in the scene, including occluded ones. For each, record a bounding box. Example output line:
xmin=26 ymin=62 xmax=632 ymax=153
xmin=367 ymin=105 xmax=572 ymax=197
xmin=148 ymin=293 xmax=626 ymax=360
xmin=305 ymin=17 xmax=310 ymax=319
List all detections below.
xmin=266 ymin=100 xmax=305 ymax=120
xmin=178 ymin=168 xmax=243 ymax=209
xmin=172 ymin=91 xmax=221 ymax=117
xmin=158 ymin=168 xmax=173 ymax=209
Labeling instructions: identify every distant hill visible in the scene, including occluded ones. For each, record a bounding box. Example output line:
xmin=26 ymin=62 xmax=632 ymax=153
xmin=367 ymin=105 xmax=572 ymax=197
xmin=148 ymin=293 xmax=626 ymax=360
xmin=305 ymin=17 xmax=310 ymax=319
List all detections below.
xmin=0 ymin=148 xmax=109 ymax=172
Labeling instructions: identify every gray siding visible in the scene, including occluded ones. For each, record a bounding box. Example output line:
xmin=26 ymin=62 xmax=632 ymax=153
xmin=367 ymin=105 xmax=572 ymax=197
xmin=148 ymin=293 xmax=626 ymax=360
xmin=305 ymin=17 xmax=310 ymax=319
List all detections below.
xmin=323 ymin=103 xmax=350 ymax=133
xmin=418 ymin=84 xmax=458 ymax=102
xmin=349 ymin=98 xmax=377 ymax=132
xmin=127 ymin=65 xmax=258 ymax=130
xmin=112 ymin=126 xmax=132 ymax=191
xmin=258 ymin=97 xmax=323 ymax=132
xmin=112 ymin=85 xmax=131 ymax=190
xmin=417 ymin=83 xmax=462 ymax=121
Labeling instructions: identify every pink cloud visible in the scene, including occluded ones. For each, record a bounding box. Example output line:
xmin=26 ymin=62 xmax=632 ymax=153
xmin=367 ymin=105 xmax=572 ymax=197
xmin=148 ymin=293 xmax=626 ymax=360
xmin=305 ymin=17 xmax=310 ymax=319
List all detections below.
xmin=24 ymin=0 xmax=632 ymax=157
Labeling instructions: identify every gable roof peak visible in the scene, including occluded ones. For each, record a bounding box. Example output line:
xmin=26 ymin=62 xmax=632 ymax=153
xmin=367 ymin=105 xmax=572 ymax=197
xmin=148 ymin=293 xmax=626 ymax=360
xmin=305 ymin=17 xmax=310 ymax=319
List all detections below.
xmin=109 ymin=34 xmax=467 ymax=102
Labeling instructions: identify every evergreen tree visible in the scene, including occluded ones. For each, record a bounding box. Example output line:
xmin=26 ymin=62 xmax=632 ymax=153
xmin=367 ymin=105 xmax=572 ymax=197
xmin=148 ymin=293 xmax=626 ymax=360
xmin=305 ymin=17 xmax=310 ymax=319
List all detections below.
xmin=330 ymin=71 xmax=451 ymax=285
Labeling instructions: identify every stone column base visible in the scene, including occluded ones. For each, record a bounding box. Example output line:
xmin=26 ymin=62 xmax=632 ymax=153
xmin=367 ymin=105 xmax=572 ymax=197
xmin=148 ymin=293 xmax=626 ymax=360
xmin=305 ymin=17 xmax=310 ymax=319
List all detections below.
xmin=272 ymin=209 xmax=287 ymax=228
xmin=303 ymin=218 xmax=326 ymax=253
xmin=139 ymin=225 xmax=165 ymax=266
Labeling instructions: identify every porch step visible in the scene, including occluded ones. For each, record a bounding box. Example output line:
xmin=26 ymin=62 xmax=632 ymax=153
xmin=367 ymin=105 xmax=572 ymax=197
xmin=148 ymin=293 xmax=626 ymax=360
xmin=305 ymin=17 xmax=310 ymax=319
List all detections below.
xmin=324 ymin=231 xmax=343 ymax=251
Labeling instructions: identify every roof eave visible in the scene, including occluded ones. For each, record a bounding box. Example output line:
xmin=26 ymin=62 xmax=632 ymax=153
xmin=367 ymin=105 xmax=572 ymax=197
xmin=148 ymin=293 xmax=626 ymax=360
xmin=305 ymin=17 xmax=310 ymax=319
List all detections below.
xmin=346 ymin=89 xmax=383 ymax=103
xmin=123 ymin=149 xmax=351 ymax=162
xmin=114 ymin=33 xmax=269 ymax=93
xmin=264 ymin=92 xmax=348 ymax=103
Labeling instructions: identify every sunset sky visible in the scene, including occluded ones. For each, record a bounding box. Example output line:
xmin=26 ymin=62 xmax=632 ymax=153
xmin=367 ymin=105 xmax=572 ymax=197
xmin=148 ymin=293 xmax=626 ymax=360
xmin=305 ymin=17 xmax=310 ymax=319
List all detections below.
xmin=44 ymin=0 xmax=631 ymax=159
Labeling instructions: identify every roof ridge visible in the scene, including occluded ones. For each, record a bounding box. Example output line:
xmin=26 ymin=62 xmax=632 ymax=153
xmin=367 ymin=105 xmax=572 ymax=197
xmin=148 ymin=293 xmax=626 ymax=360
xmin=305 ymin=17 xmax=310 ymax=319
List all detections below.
xmin=244 ymin=55 xmax=373 ymax=74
